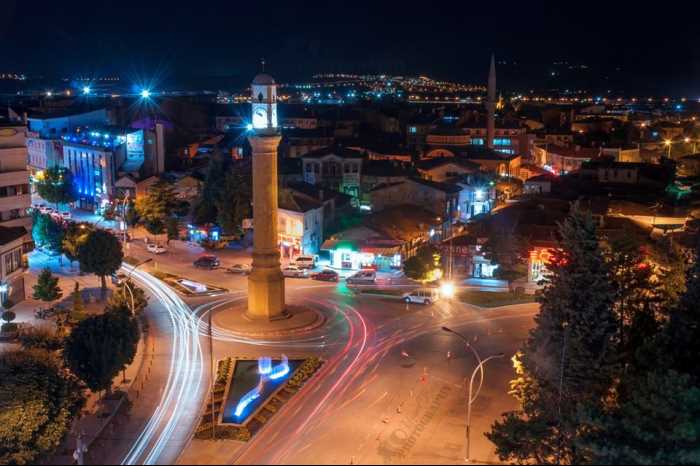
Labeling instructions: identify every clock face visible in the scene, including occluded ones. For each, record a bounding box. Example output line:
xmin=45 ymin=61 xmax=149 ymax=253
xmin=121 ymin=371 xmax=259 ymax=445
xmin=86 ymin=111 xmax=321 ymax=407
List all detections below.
xmin=253 ymin=107 xmax=268 ymax=129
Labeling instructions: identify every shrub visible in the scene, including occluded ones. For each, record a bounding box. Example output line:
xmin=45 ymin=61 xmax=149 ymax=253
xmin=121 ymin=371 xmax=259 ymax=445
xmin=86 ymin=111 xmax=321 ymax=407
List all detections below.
xmin=1 ymin=322 xmax=18 ymax=333
xmin=1 ymin=310 xmax=16 ymax=324
xmin=18 ymin=326 xmax=64 ymax=351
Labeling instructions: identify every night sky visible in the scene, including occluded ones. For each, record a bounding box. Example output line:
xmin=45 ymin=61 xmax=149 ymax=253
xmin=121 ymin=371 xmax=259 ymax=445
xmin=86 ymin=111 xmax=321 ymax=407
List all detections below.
xmin=2 ymin=0 xmax=698 ymax=94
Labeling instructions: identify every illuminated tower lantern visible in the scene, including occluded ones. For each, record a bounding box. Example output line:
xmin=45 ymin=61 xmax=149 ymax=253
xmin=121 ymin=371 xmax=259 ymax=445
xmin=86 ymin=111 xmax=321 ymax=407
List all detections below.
xmin=246 ymin=72 xmax=286 ymax=320
xmin=486 ymin=53 xmax=497 ymax=149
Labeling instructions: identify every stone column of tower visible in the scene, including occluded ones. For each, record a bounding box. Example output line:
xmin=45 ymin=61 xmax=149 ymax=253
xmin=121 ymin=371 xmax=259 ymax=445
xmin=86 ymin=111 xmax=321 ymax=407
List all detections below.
xmin=486 ymin=54 xmax=497 ymax=149
xmin=246 ymin=73 xmax=286 ymax=320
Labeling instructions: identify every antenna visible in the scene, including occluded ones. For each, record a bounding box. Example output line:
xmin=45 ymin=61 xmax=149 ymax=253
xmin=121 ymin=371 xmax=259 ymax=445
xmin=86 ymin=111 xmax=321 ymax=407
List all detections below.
xmin=260 ymin=58 xmax=266 ymax=73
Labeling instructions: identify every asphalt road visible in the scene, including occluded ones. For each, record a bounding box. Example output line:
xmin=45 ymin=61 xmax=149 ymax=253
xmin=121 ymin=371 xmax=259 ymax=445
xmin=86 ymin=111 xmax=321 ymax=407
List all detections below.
xmin=100 ymin=237 xmax=537 ymax=465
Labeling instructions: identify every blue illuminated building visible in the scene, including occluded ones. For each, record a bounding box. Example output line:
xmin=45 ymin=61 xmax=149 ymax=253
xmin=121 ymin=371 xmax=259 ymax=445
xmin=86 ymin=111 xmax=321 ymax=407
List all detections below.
xmin=61 ymin=126 xmax=146 ymax=210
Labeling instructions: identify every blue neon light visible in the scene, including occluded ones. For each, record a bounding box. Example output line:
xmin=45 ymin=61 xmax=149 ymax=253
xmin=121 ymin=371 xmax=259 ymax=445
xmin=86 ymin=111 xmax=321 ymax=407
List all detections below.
xmin=232 ymin=355 xmax=291 ymax=419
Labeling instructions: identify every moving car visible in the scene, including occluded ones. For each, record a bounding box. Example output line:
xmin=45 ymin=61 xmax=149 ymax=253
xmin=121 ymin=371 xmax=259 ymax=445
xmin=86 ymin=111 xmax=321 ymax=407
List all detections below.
xmin=346 ymin=270 xmax=376 ymax=285
xmin=60 ymin=211 xmax=72 ymax=220
xmin=147 ymin=243 xmax=167 ymax=254
xmin=194 ymin=255 xmax=220 ymax=269
xmin=282 ymin=265 xmax=308 ymax=278
xmin=294 ymin=255 xmax=317 ymax=269
xmin=403 ymin=288 xmax=440 ymax=305
xmin=226 ymin=263 xmax=252 ymax=275
xmin=311 ymin=269 xmax=339 ymax=282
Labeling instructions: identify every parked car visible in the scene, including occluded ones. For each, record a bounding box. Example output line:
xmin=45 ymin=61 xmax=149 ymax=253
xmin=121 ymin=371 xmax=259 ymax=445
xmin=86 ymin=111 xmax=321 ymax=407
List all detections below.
xmin=294 ymin=255 xmax=317 ymax=269
xmin=282 ymin=265 xmax=308 ymax=278
xmin=346 ymin=270 xmax=376 ymax=285
xmin=403 ymin=288 xmax=441 ymax=305
xmin=194 ymin=255 xmax=220 ymax=269
xmin=226 ymin=264 xmax=251 ymax=275
xmin=311 ymin=269 xmax=339 ymax=282
xmin=60 ymin=211 xmax=72 ymax=220
xmin=147 ymin=243 xmax=167 ymax=254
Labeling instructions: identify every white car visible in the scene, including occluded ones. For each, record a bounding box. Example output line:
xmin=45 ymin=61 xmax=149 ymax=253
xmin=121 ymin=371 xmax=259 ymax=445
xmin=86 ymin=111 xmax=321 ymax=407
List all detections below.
xmin=403 ymin=288 xmax=441 ymax=305
xmin=346 ymin=270 xmax=376 ymax=285
xmin=293 ymin=255 xmax=317 ymax=269
xmin=282 ymin=265 xmax=308 ymax=278
xmin=226 ymin=264 xmax=252 ymax=275
xmin=147 ymin=243 xmax=167 ymax=254
xmin=60 ymin=211 xmax=72 ymax=220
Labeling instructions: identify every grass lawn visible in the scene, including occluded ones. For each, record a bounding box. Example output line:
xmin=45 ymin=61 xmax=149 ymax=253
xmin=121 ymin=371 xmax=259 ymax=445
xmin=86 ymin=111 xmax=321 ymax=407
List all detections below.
xmin=458 ymin=290 xmax=536 ymax=308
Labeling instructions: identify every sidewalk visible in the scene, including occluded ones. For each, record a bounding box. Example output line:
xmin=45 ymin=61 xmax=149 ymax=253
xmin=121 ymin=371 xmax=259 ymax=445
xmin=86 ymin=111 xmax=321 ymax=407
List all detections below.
xmin=47 ymin=316 xmax=151 ymax=465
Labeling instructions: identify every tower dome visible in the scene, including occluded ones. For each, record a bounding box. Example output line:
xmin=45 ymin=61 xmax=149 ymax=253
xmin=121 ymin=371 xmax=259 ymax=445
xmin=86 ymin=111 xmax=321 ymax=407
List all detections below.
xmin=252 ymin=73 xmax=276 ymax=85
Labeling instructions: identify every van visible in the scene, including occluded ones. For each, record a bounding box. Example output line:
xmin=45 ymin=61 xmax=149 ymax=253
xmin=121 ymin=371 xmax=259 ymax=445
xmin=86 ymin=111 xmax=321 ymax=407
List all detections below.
xmin=294 ymin=255 xmax=317 ymax=269
xmin=403 ymin=288 xmax=440 ymax=305
xmin=346 ymin=270 xmax=376 ymax=285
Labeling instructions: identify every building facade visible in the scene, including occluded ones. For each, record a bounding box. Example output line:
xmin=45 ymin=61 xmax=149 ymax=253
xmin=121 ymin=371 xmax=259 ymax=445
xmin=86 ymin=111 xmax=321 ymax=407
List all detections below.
xmin=0 ymin=225 xmax=33 ymax=305
xmin=0 ymin=123 xmax=31 ymax=226
xmin=301 ymin=146 xmax=363 ymax=200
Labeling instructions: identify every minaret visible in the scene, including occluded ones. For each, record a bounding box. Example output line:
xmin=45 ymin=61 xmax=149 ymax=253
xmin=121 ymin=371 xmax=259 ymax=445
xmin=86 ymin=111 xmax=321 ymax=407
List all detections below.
xmin=486 ymin=53 xmax=497 ymax=149
xmin=247 ymin=71 xmax=286 ymax=320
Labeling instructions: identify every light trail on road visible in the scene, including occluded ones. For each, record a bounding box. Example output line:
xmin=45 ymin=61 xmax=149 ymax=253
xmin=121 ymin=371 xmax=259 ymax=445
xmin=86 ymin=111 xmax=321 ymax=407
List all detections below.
xmin=120 ymin=265 xmax=205 ymax=465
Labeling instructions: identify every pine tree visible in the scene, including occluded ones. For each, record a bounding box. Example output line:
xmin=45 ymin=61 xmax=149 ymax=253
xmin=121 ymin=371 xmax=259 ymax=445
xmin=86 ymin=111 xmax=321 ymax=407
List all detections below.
xmin=487 ymin=203 xmax=618 ymax=464
xmin=658 ymin=240 xmax=700 ymax=380
xmin=580 ymin=370 xmax=700 ymax=465
xmin=606 ymin=234 xmax=661 ymax=367
xmin=32 ymin=268 xmax=63 ymax=304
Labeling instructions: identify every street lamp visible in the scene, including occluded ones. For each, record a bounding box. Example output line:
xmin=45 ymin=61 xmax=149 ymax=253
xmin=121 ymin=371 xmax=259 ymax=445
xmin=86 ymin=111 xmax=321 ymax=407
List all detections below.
xmin=442 ymin=326 xmax=505 ymax=463
xmin=664 ymin=139 xmax=672 ymax=158
xmin=140 ymin=89 xmax=151 ymax=99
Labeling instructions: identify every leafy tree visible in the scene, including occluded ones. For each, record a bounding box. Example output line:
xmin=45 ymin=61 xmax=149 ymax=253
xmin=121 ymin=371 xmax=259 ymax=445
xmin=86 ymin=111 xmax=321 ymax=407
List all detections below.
xmin=193 ymin=150 xmax=229 ymax=225
xmin=63 ymin=306 xmax=139 ymax=394
xmin=580 ymin=369 xmax=700 ymax=465
xmin=31 ymin=212 xmax=65 ymax=255
xmin=124 ymin=201 xmax=140 ymax=227
xmin=482 ymin=228 xmax=529 ymax=282
xmin=34 ymin=166 xmax=77 ymax=209
xmin=216 ymin=171 xmax=251 ymax=236
xmin=404 ymin=245 xmax=440 ymax=280
xmin=78 ymin=229 xmax=123 ymax=299
xmin=0 ymin=349 xmax=84 ymax=465
xmin=108 ymin=279 xmax=148 ymax=315
xmin=487 ymin=204 xmax=618 ymax=464
xmin=32 ymin=268 xmax=62 ymax=305
xmin=135 ymin=179 xmax=177 ymax=240
xmin=1 ymin=310 xmax=15 ymax=325
xmin=166 ymin=217 xmax=179 ymax=243
xmin=62 ymin=223 xmax=92 ymax=267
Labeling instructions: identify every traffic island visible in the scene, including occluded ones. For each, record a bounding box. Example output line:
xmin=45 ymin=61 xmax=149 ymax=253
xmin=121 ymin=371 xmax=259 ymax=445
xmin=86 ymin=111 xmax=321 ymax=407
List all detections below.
xmin=212 ymin=303 xmax=325 ymax=338
xmin=194 ymin=356 xmax=323 ymax=441
xmin=149 ymin=270 xmax=229 ymax=297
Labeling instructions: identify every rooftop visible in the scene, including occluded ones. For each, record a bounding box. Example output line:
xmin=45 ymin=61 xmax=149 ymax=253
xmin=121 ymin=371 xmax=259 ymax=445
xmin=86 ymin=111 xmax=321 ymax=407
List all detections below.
xmin=301 ymin=145 xmax=364 ymax=160
xmin=0 ymin=226 xmax=28 ymax=245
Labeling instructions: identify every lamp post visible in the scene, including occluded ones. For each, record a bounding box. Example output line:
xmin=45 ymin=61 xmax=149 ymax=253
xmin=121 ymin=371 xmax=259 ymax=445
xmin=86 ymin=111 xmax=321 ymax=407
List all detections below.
xmin=442 ymin=326 xmax=504 ymax=463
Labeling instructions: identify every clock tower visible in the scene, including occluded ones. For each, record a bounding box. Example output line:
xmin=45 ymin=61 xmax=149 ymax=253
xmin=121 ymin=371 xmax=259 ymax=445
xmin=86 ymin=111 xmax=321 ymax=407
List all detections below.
xmin=246 ymin=72 xmax=286 ymax=320
xmin=251 ymin=73 xmax=278 ymax=132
